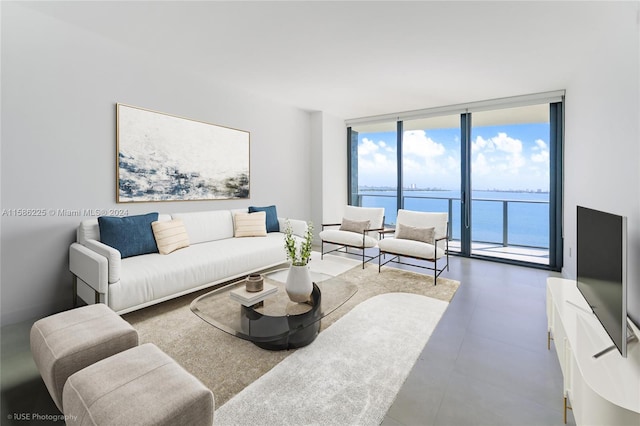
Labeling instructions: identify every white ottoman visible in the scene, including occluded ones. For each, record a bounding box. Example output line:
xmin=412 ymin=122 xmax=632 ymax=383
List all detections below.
xmin=63 ymin=343 xmax=214 ymax=426
xmin=30 ymin=304 xmax=138 ymax=411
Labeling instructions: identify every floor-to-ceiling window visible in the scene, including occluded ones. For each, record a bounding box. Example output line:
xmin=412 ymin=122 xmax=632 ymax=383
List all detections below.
xmin=469 ymin=104 xmax=550 ymax=264
xmin=347 ymin=92 xmax=563 ymax=270
xmin=402 ymin=115 xmax=461 ymax=253
xmin=349 ymin=121 xmax=398 ymax=225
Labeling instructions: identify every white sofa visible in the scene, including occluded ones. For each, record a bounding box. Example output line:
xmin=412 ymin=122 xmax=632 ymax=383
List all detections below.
xmin=69 ymin=209 xmax=307 ymax=314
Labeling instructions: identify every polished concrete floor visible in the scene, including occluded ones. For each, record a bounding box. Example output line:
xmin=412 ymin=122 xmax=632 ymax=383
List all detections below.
xmin=1 ymin=255 xmax=573 ymax=425
xmin=382 ymin=256 xmax=573 ymax=426
xmin=1 ymin=319 xmax=60 ymax=425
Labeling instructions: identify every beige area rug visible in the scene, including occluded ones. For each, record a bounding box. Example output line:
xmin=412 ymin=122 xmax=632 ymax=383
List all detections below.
xmin=122 ymin=256 xmax=460 ymax=409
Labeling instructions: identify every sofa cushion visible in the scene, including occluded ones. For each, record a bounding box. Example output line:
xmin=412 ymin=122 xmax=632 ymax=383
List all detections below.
xmin=152 ymin=219 xmax=190 ymax=255
xmin=378 ymin=237 xmax=445 ymax=260
xmin=98 ymin=213 xmax=159 ymax=258
xmin=249 ymin=205 xmax=280 ymax=232
xmin=172 ymin=210 xmax=234 ymax=244
xmin=109 ymin=233 xmax=291 ymax=312
xmin=234 ymin=212 xmax=267 ymax=237
xmin=319 ymin=229 xmax=378 ymax=248
xmin=78 ymin=214 xmax=171 ymax=245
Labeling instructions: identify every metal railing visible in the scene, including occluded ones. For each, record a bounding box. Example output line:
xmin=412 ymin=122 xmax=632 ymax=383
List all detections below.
xmin=355 ymin=193 xmax=549 ymax=249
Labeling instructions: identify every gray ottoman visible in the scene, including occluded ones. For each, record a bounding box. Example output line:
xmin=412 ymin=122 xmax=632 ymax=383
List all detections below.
xmin=30 ymin=303 xmax=138 ymax=411
xmin=63 ymin=343 xmax=214 ymax=426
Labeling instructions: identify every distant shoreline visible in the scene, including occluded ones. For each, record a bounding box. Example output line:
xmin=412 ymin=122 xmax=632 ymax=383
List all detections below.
xmin=359 ymin=187 xmax=550 ymax=194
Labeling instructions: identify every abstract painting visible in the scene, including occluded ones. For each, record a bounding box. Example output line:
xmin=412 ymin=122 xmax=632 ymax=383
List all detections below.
xmin=116 ymin=104 xmax=250 ymax=202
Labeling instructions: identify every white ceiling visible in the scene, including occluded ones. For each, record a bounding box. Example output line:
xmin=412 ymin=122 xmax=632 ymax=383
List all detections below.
xmin=24 ymin=1 xmax=618 ymax=120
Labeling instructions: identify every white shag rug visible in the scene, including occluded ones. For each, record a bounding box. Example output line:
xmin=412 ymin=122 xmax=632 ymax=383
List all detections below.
xmin=214 ymin=292 xmax=448 ymax=426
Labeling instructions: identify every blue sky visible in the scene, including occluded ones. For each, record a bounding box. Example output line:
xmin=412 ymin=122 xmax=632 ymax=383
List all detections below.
xmin=357 ymin=123 xmax=550 ymax=191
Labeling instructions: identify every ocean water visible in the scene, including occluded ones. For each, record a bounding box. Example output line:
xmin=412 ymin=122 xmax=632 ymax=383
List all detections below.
xmin=358 ymin=190 xmax=549 ymax=248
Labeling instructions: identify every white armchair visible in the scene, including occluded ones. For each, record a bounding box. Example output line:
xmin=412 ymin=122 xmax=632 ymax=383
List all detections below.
xmin=378 ymin=209 xmax=449 ymax=284
xmin=319 ymin=206 xmax=385 ymax=268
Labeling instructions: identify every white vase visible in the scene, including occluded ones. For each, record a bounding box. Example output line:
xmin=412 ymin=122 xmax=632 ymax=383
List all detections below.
xmin=286 ymin=264 xmax=313 ymax=303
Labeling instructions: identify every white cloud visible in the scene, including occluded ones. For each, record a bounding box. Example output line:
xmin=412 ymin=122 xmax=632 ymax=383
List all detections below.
xmin=446 ymin=155 xmax=460 ymax=173
xmin=534 ymin=139 xmax=547 ymax=150
xmin=471 ymin=132 xmax=525 ymax=175
xmin=359 ymin=137 xmax=380 ymax=156
xmin=531 ymin=151 xmax=549 ymax=163
xmin=402 ymin=157 xmax=423 ymax=173
xmin=473 ymin=152 xmax=490 ymax=176
xmin=403 ymin=130 xmax=446 ymax=159
xmin=402 ymin=130 xmax=460 ymax=188
xmin=492 ymin=132 xmax=523 ymax=155
xmin=357 ymin=137 xmax=397 ymax=185
xmin=473 ymin=133 xmax=523 ymax=155
xmin=472 ymin=136 xmax=490 ymax=153
xmin=358 ymin=151 xmax=394 ymax=171
xmin=531 ymin=139 xmax=549 ymax=163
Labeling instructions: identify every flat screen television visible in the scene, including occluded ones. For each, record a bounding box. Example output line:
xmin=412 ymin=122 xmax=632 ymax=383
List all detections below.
xmin=576 ymin=205 xmax=630 ymax=357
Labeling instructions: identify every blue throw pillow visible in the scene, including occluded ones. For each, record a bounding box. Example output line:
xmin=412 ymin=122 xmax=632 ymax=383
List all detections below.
xmin=98 ymin=212 xmax=159 ymax=258
xmin=248 ymin=205 xmax=279 ymax=232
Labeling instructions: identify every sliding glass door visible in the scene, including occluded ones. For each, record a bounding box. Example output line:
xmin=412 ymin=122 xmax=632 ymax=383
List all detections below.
xmin=468 ymin=104 xmax=551 ymax=264
xmin=347 ymin=93 xmax=563 ymax=270
xmin=402 ymin=115 xmax=461 ymax=253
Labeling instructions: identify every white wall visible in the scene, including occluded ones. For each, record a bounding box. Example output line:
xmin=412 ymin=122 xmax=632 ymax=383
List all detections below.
xmin=310 ymin=112 xmax=323 ymax=239
xmin=563 ymin=3 xmax=640 ymax=326
xmin=0 ymin=3 xmax=313 ymax=325
xmin=321 ymin=113 xmax=349 ymax=224
xmin=310 ymin=111 xmax=348 ymax=239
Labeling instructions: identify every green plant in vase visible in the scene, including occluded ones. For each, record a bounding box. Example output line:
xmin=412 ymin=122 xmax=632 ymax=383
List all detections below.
xmin=284 ymin=219 xmax=314 ymax=302
xmin=284 ymin=219 xmax=314 ymax=266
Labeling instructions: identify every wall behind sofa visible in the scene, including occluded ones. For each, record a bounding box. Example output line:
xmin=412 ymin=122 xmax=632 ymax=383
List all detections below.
xmin=1 ymin=3 xmax=313 ymax=325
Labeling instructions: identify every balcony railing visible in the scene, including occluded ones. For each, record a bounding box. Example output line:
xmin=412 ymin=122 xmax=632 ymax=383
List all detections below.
xmin=355 ymin=193 xmax=549 ymax=250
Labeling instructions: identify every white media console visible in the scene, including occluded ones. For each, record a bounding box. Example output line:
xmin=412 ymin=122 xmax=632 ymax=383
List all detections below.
xmin=546 ymin=278 xmax=640 ymax=425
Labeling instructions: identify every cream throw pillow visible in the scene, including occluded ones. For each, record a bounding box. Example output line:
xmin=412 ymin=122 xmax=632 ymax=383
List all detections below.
xmin=152 ymin=219 xmax=190 ymax=255
xmin=396 ymin=223 xmax=435 ymax=244
xmin=234 ymin=211 xmax=267 ymax=237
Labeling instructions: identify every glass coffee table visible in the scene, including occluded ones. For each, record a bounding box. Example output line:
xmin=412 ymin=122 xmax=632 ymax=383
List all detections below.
xmin=190 ymin=268 xmax=357 ymax=350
